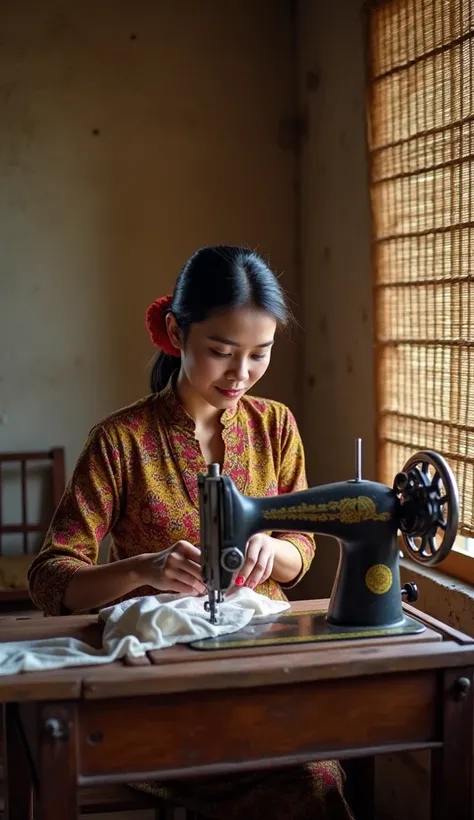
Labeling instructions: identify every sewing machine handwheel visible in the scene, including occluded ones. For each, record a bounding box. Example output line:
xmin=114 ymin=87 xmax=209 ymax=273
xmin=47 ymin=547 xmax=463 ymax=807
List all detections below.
xmin=396 ymin=450 xmax=459 ymax=567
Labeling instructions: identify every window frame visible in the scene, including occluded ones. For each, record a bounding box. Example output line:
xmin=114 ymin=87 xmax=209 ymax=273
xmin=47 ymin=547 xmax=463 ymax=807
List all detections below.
xmin=365 ymin=0 xmax=474 ymax=586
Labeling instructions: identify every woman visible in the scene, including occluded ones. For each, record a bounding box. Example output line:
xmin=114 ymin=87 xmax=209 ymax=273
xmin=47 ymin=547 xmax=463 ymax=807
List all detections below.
xmin=28 ymin=245 xmax=354 ymax=820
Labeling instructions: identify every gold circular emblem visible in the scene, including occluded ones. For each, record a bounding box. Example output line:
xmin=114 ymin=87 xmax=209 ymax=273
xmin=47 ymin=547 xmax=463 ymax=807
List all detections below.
xmin=365 ymin=564 xmax=392 ymax=595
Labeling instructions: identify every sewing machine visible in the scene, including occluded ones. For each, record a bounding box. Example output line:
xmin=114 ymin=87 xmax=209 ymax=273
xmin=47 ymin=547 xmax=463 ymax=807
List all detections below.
xmin=197 ymin=440 xmax=459 ymax=645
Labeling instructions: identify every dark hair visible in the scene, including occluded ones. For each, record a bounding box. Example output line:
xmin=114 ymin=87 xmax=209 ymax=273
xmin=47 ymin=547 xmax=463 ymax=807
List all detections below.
xmin=150 ymin=245 xmax=291 ymax=393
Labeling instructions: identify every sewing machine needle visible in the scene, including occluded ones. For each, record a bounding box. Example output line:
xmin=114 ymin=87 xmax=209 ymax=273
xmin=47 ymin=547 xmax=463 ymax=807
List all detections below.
xmin=355 ymin=437 xmax=362 ymax=482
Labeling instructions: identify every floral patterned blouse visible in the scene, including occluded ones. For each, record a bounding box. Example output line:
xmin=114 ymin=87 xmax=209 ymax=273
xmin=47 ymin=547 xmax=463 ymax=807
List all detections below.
xmin=27 ymin=379 xmax=316 ymax=616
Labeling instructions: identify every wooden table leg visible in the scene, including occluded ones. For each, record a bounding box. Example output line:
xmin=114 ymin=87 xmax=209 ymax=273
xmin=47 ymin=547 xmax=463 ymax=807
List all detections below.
xmin=431 ymin=667 xmax=474 ymax=820
xmin=2 ymin=703 xmax=33 ymax=820
xmin=37 ymin=702 xmax=78 ymax=820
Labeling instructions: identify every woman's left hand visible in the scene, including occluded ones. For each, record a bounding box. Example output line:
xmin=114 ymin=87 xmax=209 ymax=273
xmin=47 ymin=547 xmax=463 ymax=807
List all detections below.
xmin=234 ymin=534 xmax=276 ymax=589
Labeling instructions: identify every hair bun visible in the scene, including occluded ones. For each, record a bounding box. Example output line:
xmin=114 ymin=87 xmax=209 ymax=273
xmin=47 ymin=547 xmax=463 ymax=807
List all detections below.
xmin=145 ymin=295 xmax=180 ymax=357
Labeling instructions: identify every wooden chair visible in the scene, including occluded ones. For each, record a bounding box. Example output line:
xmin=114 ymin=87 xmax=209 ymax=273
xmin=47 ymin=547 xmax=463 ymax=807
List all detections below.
xmin=0 ymin=451 xmax=204 ymax=818
xmin=0 ymin=448 xmax=65 ymax=610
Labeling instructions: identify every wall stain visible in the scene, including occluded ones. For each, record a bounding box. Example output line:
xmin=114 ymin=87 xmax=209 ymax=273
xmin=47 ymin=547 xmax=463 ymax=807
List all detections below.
xmin=0 ymin=83 xmax=14 ymax=104
xmin=277 ymin=115 xmax=308 ymax=152
xmin=346 ymin=353 xmax=354 ymax=374
xmin=306 ymin=68 xmax=321 ymax=92
xmin=307 ymin=374 xmax=316 ymax=389
xmin=48 ymin=13 xmax=72 ymax=40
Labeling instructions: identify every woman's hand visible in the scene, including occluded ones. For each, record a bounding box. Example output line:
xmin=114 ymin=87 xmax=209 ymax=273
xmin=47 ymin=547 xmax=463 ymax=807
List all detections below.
xmin=233 ymin=535 xmax=303 ymax=590
xmin=136 ymin=541 xmax=207 ymax=596
xmin=234 ymin=534 xmax=276 ymax=589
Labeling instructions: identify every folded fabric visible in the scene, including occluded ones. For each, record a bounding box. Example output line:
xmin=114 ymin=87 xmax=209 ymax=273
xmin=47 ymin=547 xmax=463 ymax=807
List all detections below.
xmin=0 ymin=587 xmax=290 ymax=677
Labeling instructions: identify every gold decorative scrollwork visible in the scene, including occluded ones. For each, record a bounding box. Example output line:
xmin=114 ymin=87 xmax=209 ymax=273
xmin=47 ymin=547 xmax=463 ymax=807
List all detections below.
xmin=262 ymin=496 xmax=391 ymax=524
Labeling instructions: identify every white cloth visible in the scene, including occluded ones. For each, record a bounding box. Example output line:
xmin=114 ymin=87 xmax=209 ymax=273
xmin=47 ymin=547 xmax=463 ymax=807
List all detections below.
xmin=0 ymin=588 xmax=289 ymax=676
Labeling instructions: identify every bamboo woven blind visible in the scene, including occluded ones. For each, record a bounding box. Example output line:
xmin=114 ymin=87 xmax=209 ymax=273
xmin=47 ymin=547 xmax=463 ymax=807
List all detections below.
xmin=367 ymin=0 xmax=474 ymax=538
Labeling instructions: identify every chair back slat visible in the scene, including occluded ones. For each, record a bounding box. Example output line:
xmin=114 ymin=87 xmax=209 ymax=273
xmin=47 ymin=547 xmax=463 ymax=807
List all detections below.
xmin=0 ymin=463 xmax=2 ymax=553
xmin=50 ymin=447 xmax=66 ymax=509
xmin=0 ymin=447 xmax=65 ymax=605
xmin=20 ymin=460 xmax=27 ymax=553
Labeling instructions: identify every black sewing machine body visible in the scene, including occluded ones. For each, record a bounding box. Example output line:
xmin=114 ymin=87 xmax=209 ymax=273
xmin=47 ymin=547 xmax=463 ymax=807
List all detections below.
xmin=198 ymin=444 xmax=459 ymax=635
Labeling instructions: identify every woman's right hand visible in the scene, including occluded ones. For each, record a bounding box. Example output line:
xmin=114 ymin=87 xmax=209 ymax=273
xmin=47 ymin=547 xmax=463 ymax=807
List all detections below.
xmin=135 ymin=541 xmax=207 ymax=596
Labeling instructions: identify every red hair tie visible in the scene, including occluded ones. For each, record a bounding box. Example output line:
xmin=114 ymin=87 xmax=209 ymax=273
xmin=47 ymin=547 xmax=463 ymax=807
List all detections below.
xmin=146 ymin=295 xmax=180 ymax=357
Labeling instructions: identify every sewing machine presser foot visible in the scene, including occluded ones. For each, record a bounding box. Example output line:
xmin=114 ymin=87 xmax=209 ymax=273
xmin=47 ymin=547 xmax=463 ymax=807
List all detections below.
xmin=204 ymin=590 xmax=224 ymax=624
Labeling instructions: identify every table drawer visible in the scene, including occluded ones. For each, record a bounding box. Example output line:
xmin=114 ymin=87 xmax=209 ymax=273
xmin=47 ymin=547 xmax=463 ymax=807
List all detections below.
xmin=78 ymin=671 xmax=438 ymax=779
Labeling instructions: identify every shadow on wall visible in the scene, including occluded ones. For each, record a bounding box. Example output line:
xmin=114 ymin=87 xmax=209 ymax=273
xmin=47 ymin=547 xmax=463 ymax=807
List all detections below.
xmin=70 ymin=0 xmax=301 ymax=416
xmin=0 ymin=0 xmax=299 ymax=472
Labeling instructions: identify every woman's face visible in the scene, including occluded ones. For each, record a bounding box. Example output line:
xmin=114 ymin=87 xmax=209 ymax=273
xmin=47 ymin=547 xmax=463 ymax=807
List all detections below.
xmin=167 ymin=306 xmax=277 ymax=411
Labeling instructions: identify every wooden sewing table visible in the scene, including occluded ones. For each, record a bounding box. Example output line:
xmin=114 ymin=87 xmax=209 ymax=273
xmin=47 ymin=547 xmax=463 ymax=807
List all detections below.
xmin=1 ymin=599 xmax=474 ymax=820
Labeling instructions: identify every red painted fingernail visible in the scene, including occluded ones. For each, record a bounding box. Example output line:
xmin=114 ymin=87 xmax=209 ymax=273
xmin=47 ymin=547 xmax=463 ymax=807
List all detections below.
xmin=246 ymin=581 xmax=255 ymax=589
xmin=235 ymin=576 xmax=245 ymax=586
